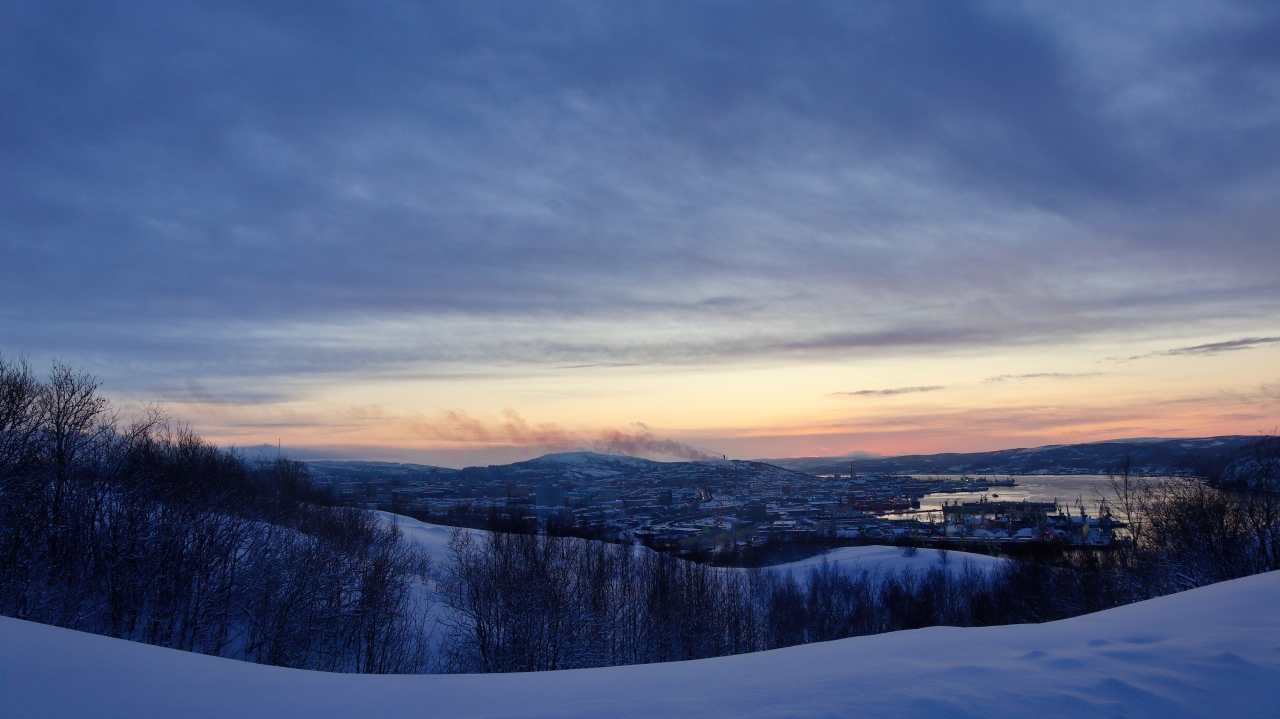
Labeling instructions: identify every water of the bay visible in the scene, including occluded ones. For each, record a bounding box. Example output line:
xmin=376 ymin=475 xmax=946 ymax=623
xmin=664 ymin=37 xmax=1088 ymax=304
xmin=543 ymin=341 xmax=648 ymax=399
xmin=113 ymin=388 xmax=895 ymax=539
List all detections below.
xmin=885 ymin=474 xmax=1117 ymax=521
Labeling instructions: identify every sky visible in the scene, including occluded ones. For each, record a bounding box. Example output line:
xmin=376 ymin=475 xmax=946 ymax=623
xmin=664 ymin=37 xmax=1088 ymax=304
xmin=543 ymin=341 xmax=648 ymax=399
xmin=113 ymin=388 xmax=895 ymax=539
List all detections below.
xmin=3 ymin=1 xmax=1279 ymax=466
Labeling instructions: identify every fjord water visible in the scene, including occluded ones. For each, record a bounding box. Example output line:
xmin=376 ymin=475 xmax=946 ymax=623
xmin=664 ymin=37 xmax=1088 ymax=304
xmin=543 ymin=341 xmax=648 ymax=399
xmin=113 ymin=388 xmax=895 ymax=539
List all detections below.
xmin=908 ymin=474 xmax=1117 ymax=517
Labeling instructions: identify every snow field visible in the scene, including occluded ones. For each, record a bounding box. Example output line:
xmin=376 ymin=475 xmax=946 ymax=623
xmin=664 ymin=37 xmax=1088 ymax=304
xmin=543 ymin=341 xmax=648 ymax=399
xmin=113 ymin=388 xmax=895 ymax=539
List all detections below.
xmin=3 ymin=569 xmax=1277 ymax=718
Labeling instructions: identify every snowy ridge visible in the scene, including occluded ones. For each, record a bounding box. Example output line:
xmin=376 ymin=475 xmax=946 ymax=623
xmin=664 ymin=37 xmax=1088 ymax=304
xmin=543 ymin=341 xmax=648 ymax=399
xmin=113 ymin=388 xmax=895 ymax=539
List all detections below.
xmin=3 ymin=570 xmax=1278 ymax=718
xmin=771 ymin=544 xmax=1005 ymax=584
xmin=531 ymin=452 xmax=660 ymax=468
xmin=382 ymin=513 xmax=1006 ymax=580
xmin=772 ymin=435 xmax=1260 ymax=475
xmin=379 ymin=511 xmax=484 ymax=562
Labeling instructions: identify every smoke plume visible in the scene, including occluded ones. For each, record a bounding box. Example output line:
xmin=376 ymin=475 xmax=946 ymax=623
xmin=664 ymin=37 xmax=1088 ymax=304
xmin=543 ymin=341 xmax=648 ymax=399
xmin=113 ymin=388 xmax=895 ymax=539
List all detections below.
xmin=406 ymin=410 xmax=718 ymax=461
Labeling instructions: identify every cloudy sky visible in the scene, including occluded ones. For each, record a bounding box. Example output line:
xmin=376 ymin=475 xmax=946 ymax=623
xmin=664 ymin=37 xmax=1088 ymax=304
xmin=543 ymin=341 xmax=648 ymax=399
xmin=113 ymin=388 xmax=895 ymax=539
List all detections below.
xmin=3 ymin=1 xmax=1278 ymax=465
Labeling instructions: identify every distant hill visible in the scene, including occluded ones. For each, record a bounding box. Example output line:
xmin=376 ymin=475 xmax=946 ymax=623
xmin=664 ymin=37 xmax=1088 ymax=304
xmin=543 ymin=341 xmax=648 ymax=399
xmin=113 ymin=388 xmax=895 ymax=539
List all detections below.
xmin=235 ymin=444 xmax=363 ymax=461
xmin=290 ymin=436 xmax=1264 ymax=482
xmin=302 ymin=460 xmax=459 ymax=482
xmin=515 ymin=451 xmax=665 ymax=470
xmin=304 ymin=451 xmax=805 ymax=486
xmin=762 ymin=436 xmax=1259 ymax=476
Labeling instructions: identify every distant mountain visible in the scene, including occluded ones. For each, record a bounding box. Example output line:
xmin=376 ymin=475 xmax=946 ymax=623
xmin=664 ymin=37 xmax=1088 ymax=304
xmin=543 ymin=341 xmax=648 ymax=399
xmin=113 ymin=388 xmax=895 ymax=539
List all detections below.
xmin=236 ymin=444 xmax=361 ymax=461
xmin=304 ymin=451 xmax=803 ymax=486
xmin=295 ymin=436 xmax=1264 ymax=483
xmin=468 ymin=450 xmax=801 ymax=485
xmin=519 ymin=451 xmax=664 ymax=469
xmin=763 ymin=436 xmax=1258 ymax=476
xmin=304 ymin=460 xmax=459 ymax=482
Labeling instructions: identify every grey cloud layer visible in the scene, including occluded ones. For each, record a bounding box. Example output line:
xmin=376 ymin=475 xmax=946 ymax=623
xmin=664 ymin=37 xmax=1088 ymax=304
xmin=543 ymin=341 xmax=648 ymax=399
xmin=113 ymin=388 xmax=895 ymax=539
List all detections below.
xmin=2 ymin=1 xmax=1279 ymax=384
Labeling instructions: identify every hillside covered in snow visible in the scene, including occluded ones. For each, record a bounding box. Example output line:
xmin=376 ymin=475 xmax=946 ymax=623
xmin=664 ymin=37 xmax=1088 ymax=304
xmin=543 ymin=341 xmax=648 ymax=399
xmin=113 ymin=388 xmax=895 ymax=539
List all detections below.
xmin=384 ymin=511 xmax=1005 ymax=580
xmin=3 ymin=569 xmax=1277 ymax=718
xmin=774 ymin=436 xmax=1258 ymax=477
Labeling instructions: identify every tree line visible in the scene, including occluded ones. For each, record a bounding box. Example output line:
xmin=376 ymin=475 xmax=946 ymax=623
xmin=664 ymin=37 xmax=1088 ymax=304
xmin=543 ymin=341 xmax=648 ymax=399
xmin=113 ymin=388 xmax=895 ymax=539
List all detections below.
xmin=3 ymin=355 xmax=1277 ymax=674
xmin=433 ymin=528 xmax=1129 ymax=672
xmin=0 ymin=357 xmax=431 ymax=672
xmin=1100 ymin=439 xmax=1280 ymax=597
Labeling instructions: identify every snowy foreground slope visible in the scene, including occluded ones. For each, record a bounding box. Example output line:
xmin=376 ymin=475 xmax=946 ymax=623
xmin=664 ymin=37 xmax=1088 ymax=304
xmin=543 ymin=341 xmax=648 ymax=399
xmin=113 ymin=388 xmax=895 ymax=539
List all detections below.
xmin=3 ymin=572 xmax=1278 ymax=718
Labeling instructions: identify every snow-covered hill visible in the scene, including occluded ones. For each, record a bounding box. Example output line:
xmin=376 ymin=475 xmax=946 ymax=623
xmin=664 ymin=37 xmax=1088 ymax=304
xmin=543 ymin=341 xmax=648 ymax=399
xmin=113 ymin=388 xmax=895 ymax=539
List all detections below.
xmin=531 ymin=451 xmax=662 ymax=468
xmin=772 ymin=435 xmax=1259 ymax=476
xmin=379 ymin=511 xmax=485 ymax=562
xmin=3 ymin=569 xmax=1277 ymax=718
xmin=771 ymin=544 xmax=1004 ymax=583
xmin=383 ymin=512 xmax=1005 ymax=580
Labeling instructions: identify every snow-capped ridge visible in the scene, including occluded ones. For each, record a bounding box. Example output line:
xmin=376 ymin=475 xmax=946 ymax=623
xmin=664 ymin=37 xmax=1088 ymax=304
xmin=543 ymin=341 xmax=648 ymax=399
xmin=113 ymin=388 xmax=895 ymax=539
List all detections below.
xmin=528 ymin=451 xmax=660 ymax=467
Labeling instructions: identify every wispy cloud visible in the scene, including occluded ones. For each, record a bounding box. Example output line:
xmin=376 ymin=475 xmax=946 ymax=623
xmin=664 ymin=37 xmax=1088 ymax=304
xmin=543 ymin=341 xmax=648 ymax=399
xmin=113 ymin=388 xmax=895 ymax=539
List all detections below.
xmin=1163 ymin=337 xmax=1280 ymax=356
xmin=1123 ymin=337 xmax=1280 ymax=361
xmin=152 ymin=379 xmax=290 ymax=406
xmin=830 ymin=386 xmax=947 ymax=397
xmin=984 ymin=372 xmax=1105 ymax=383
